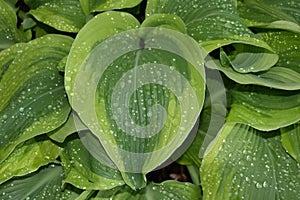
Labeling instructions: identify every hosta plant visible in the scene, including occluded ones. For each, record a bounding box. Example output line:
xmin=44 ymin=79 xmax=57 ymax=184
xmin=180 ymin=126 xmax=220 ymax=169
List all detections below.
xmin=0 ymin=0 xmax=299 ymax=199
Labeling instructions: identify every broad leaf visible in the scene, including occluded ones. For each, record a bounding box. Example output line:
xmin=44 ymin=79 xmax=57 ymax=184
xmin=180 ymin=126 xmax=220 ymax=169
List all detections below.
xmin=281 ymin=122 xmax=300 ymax=163
xmin=146 ymin=0 xmax=278 ymax=74
xmin=0 ymin=136 xmax=61 ymax=184
xmin=0 ymin=165 xmax=81 ymax=200
xmin=79 ymin=0 xmax=143 ymax=14
xmin=201 ymin=123 xmax=300 ymax=200
xmin=66 ymin=12 xmax=206 ymax=189
xmin=61 ymin=134 xmax=124 ymax=190
xmin=0 ymin=35 xmax=73 ymax=163
xmin=48 ymin=112 xmax=88 ymax=143
xmin=237 ymin=0 xmax=300 ymax=33
xmin=227 ymin=85 xmax=300 ymax=131
xmin=25 ymin=0 xmax=86 ymax=32
xmin=93 ymin=180 xmax=201 ymax=200
xmin=0 ymin=1 xmax=27 ymax=50
xmin=207 ymin=31 xmax=300 ymax=90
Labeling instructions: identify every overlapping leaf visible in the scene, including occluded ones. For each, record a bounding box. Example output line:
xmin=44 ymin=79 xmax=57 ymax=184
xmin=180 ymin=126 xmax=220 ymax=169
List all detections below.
xmin=25 ymin=0 xmax=86 ymax=32
xmin=207 ymin=31 xmax=300 ymax=90
xmin=0 ymin=1 xmax=27 ymax=50
xmin=48 ymin=112 xmax=88 ymax=143
xmin=65 ymin=11 xmax=206 ymax=189
xmin=93 ymin=180 xmax=201 ymax=200
xmin=237 ymin=0 xmax=300 ymax=33
xmin=227 ymin=85 xmax=300 ymax=131
xmin=0 ymin=35 xmax=72 ymax=163
xmin=0 ymin=165 xmax=81 ymax=200
xmin=201 ymin=123 xmax=300 ymax=200
xmin=0 ymin=136 xmax=61 ymax=185
xmin=61 ymin=134 xmax=124 ymax=190
xmin=178 ymin=76 xmax=227 ymax=167
xmin=146 ymin=0 xmax=278 ymax=74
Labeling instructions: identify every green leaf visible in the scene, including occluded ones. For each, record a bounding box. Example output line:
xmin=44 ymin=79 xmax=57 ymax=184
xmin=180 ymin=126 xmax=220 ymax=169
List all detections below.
xmin=25 ymin=0 xmax=86 ymax=32
xmin=146 ymin=0 xmax=279 ymax=79
xmin=201 ymin=123 xmax=300 ymax=200
xmin=0 ymin=1 xmax=27 ymax=50
xmin=0 ymin=136 xmax=61 ymax=185
xmin=48 ymin=112 xmax=88 ymax=143
xmin=0 ymin=35 xmax=73 ymax=163
xmin=0 ymin=165 xmax=81 ymax=200
xmin=207 ymin=31 xmax=300 ymax=90
xmin=93 ymin=180 xmax=201 ymax=200
xmin=79 ymin=0 xmax=143 ymax=14
xmin=66 ymin=12 xmax=206 ymax=189
xmin=146 ymin=0 xmax=276 ymax=53
xmin=141 ymin=13 xmax=186 ymax=34
xmin=227 ymin=85 xmax=300 ymax=131
xmin=281 ymin=122 xmax=300 ymax=163
xmin=237 ymin=0 xmax=300 ymax=33
xmin=65 ymin=11 xmax=140 ymax=96
xmin=220 ymin=44 xmax=278 ymax=73
xmin=178 ymin=75 xmax=227 ymax=167
xmin=61 ymin=134 xmax=124 ymax=190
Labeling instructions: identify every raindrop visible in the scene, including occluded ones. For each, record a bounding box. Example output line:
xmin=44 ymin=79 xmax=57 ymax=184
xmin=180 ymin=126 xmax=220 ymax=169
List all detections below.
xmin=256 ymin=182 xmax=262 ymax=189
xmin=263 ymin=181 xmax=268 ymax=188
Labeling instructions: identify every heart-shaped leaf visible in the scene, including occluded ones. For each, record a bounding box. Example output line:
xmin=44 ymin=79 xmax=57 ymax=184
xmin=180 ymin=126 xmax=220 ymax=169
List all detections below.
xmin=0 ymin=165 xmax=81 ymax=200
xmin=201 ymin=123 xmax=300 ymax=200
xmin=0 ymin=35 xmax=73 ymax=163
xmin=66 ymin=11 xmax=206 ymax=189
xmin=237 ymin=0 xmax=300 ymax=33
xmin=227 ymin=85 xmax=300 ymax=131
xmin=0 ymin=136 xmax=61 ymax=185
xmin=25 ymin=0 xmax=86 ymax=32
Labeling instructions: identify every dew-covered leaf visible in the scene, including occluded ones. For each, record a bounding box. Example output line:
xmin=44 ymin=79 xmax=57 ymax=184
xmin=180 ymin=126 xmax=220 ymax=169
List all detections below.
xmin=281 ymin=122 xmax=300 ymax=164
xmin=65 ymin=12 xmax=206 ymax=189
xmin=65 ymin=11 xmax=140 ymax=95
xmin=61 ymin=133 xmax=124 ymax=190
xmin=93 ymin=180 xmax=201 ymax=200
xmin=0 ymin=136 xmax=61 ymax=185
xmin=220 ymin=44 xmax=278 ymax=73
xmin=201 ymin=123 xmax=300 ymax=200
xmin=227 ymin=85 xmax=300 ymax=131
xmin=237 ymin=0 xmax=300 ymax=33
xmin=0 ymin=35 xmax=73 ymax=163
xmin=207 ymin=31 xmax=300 ymax=90
xmin=25 ymin=0 xmax=86 ymax=32
xmin=79 ymin=0 xmax=143 ymax=14
xmin=146 ymin=0 xmax=277 ymax=60
xmin=0 ymin=1 xmax=27 ymax=50
xmin=48 ymin=112 xmax=88 ymax=143
xmin=0 ymin=165 xmax=81 ymax=200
